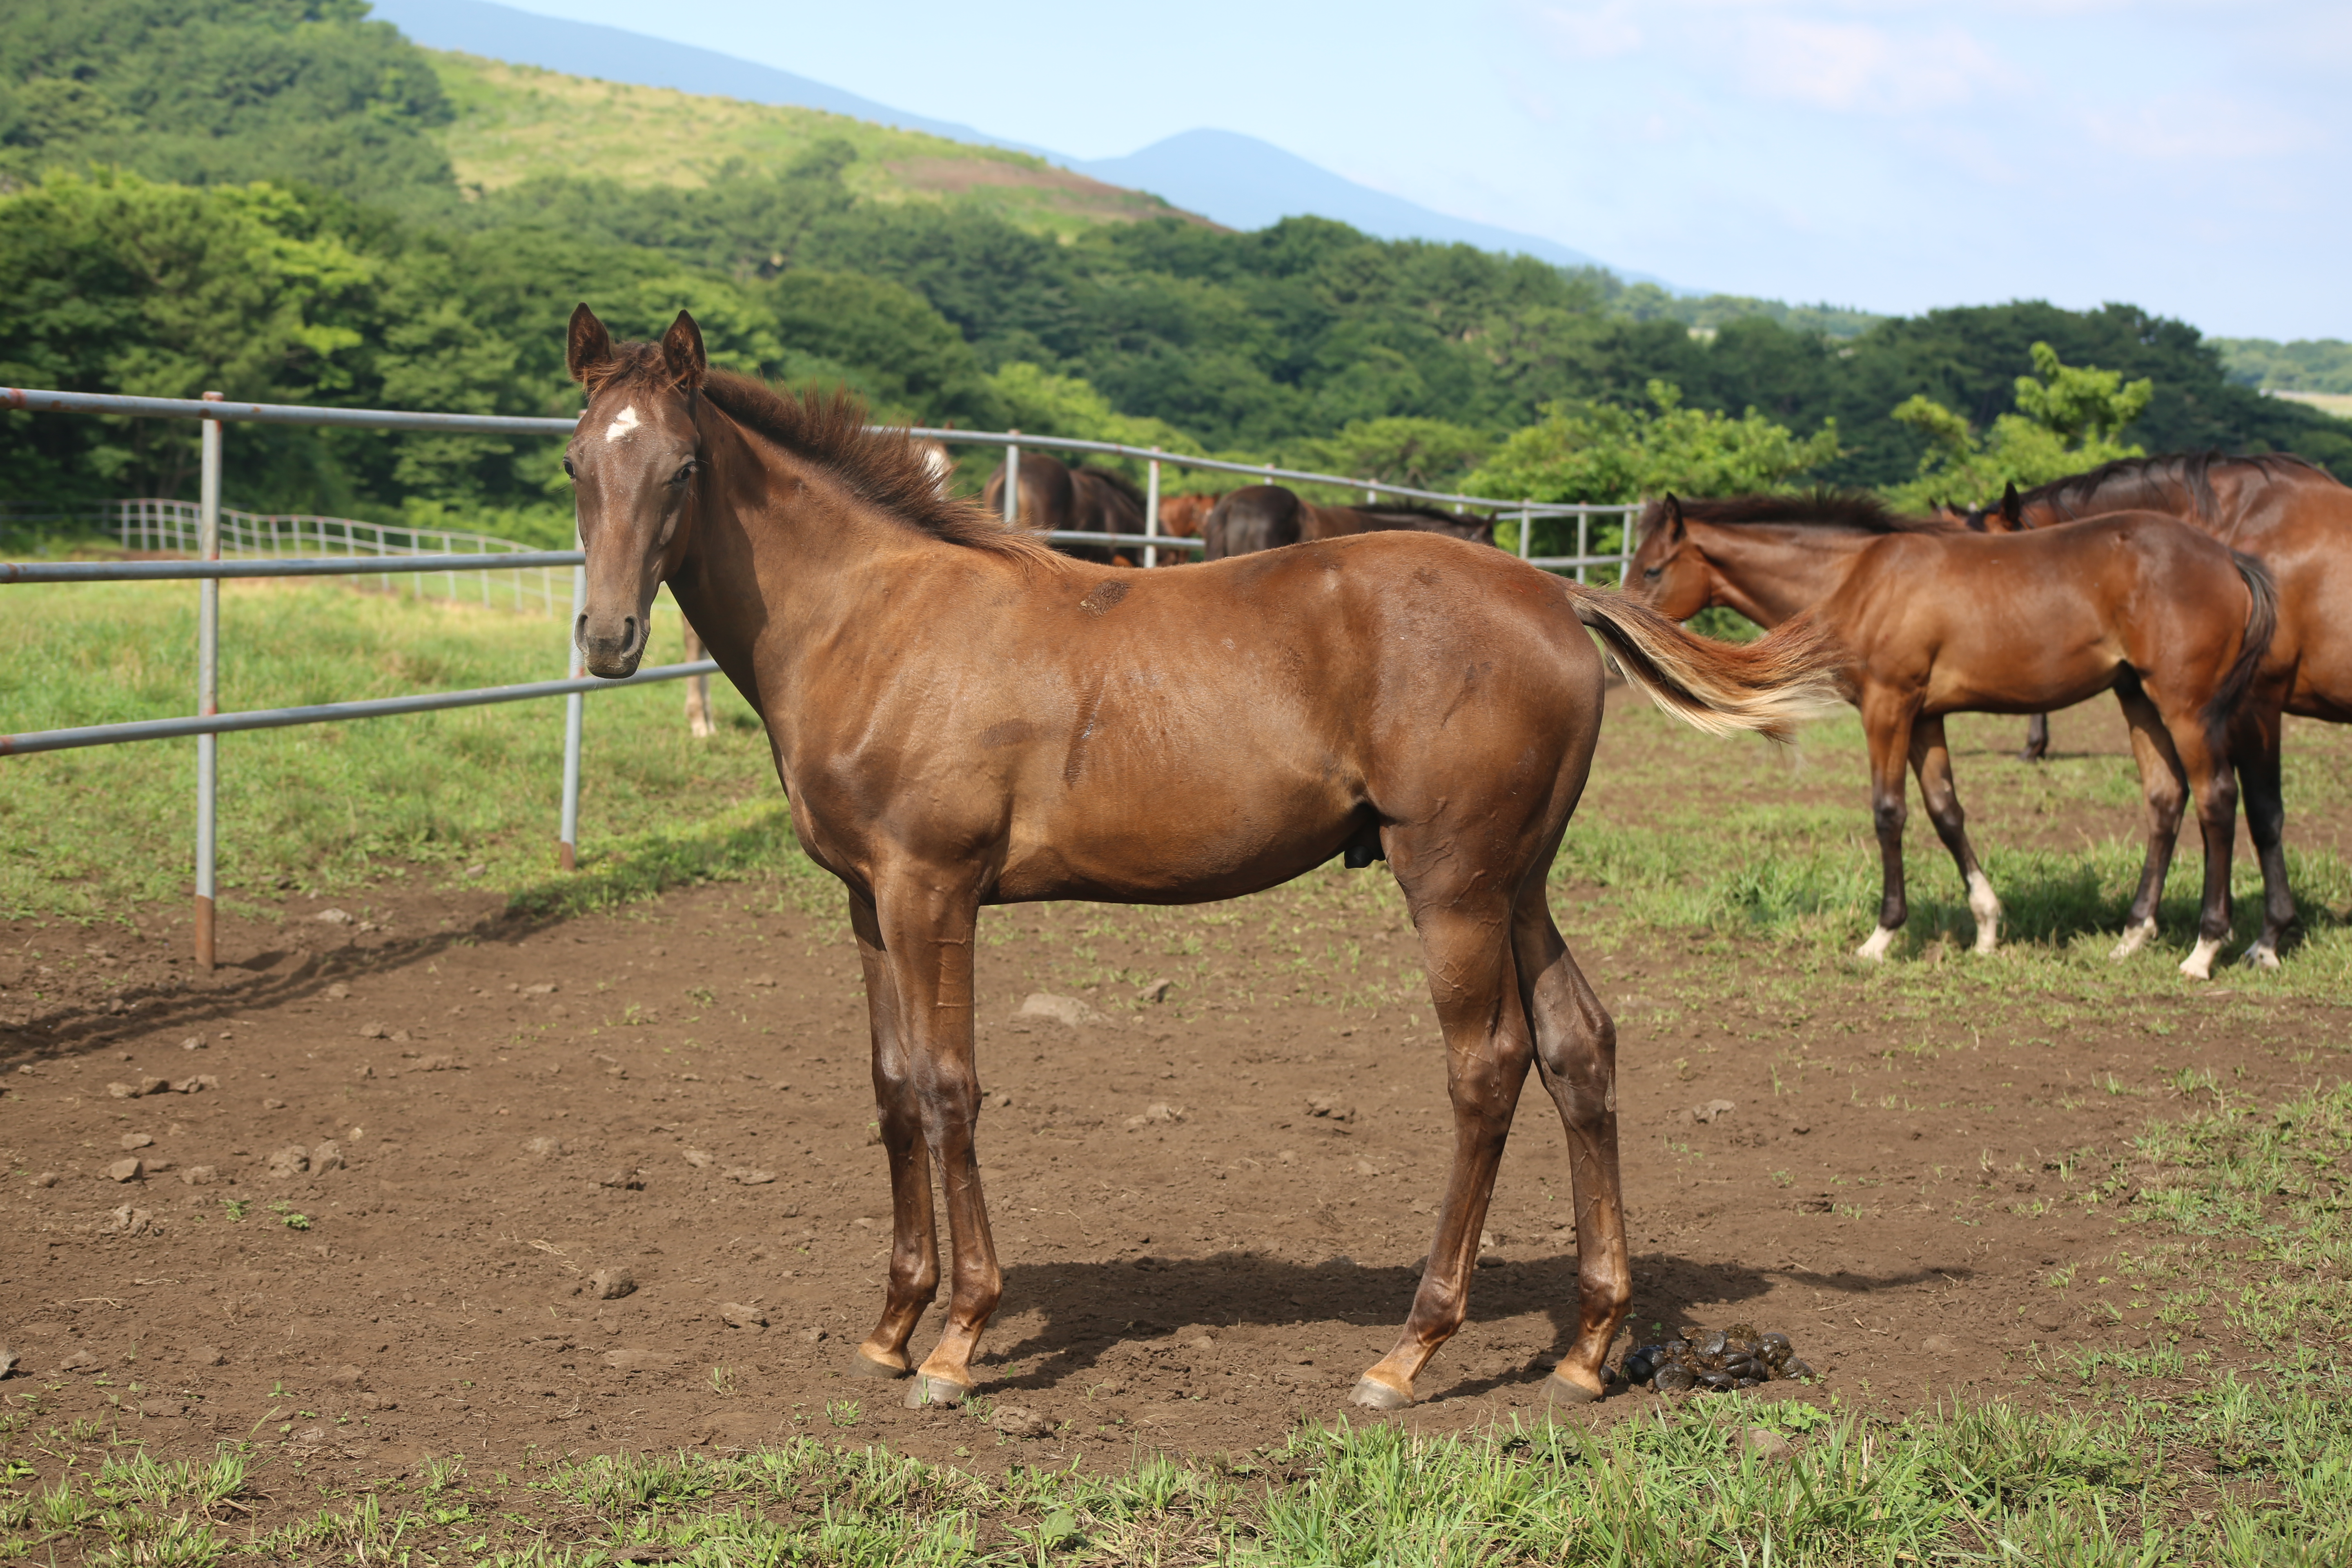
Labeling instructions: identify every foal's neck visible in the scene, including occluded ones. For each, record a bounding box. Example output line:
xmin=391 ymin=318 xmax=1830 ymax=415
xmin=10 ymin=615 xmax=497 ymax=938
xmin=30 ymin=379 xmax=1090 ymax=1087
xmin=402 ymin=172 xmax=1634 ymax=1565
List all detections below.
xmin=1694 ymin=523 xmax=1872 ymax=627
xmin=663 ymin=411 xmax=928 ymax=728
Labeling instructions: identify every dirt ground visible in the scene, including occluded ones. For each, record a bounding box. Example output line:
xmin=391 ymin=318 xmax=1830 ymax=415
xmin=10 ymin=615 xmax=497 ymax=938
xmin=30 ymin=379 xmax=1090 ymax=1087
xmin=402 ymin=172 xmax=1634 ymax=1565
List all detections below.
xmin=3 ymin=692 xmax=2345 ymax=1488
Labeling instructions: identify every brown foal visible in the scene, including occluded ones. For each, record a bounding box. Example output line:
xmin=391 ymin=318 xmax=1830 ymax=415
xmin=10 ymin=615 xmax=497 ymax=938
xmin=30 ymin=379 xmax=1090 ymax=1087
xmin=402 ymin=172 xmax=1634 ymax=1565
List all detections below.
xmin=561 ymin=307 xmax=1843 ymax=1410
xmin=1984 ymin=454 xmax=2352 ymax=964
xmin=1631 ymin=495 xmax=2277 ymax=978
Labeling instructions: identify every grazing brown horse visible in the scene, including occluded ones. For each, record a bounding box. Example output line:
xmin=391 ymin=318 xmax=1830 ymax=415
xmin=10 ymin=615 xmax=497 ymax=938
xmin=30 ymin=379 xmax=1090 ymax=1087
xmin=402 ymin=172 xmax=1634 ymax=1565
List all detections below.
xmin=1203 ymin=483 xmax=1496 ymax=559
xmin=979 ymin=452 xmax=1146 ymax=564
xmin=1631 ymin=493 xmax=2278 ymax=977
xmin=1978 ymin=453 xmax=2352 ymax=962
xmin=562 ymin=306 xmax=1844 ymax=1412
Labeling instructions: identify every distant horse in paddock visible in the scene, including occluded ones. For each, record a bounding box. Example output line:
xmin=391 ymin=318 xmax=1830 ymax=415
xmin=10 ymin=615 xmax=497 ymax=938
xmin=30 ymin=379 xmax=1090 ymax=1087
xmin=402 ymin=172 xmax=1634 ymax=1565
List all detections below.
xmin=561 ymin=305 xmax=1844 ymax=1414
xmin=1153 ymin=490 xmax=1220 ymax=562
xmin=978 ymin=452 xmax=1147 ymax=564
xmin=1630 ymin=492 xmax=2278 ymax=978
xmin=1201 ymin=484 xmax=1495 ymax=559
xmin=912 ymin=437 xmax=956 ymax=499
xmin=682 ymin=625 xmax=714 ymax=738
xmin=1974 ymin=453 xmax=2352 ymax=959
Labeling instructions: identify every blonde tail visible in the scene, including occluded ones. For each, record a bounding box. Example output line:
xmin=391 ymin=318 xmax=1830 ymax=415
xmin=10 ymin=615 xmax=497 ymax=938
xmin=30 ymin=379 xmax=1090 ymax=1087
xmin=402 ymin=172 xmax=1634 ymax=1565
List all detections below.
xmin=1568 ymin=585 xmax=1846 ymax=741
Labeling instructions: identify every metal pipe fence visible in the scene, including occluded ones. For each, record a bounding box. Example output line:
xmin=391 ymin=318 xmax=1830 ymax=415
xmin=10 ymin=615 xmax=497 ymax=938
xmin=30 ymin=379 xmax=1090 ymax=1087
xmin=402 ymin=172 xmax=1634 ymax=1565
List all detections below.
xmin=4 ymin=382 xmax=1645 ymax=967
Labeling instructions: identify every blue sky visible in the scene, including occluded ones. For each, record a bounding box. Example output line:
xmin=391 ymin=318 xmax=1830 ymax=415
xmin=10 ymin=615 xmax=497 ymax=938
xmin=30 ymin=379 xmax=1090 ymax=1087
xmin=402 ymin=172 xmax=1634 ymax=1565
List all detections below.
xmin=470 ymin=1 xmax=2347 ymax=340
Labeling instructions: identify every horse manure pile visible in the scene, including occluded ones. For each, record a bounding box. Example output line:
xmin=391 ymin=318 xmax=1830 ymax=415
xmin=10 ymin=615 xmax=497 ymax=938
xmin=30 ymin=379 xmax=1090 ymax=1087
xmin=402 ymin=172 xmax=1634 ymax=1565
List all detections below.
xmin=1619 ymin=1321 xmax=1818 ymax=1393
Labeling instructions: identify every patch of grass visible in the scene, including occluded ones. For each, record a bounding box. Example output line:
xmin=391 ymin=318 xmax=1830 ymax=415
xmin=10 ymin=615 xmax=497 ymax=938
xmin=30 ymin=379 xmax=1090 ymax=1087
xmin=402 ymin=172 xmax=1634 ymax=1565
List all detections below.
xmin=0 ymin=573 xmax=791 ymax=922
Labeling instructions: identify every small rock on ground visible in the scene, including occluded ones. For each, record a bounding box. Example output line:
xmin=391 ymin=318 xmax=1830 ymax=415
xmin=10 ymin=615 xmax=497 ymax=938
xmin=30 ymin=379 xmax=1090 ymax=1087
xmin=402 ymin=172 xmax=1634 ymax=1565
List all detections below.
xmin=1740 ymin=1427 xmax=1794 ymax=1461
xmin=1016 ymin=993 xmax=1111 ymax=1028
xmin=719 ymin=1302 xmax=768 ymax=1330
xmin=986 ymin=1404 xmax=1054 ymax=1439
xmin=588 ymin=1267 xmax=636 ymax=1301
xmin=266 ymin=1146 xmax=310 ymax=1179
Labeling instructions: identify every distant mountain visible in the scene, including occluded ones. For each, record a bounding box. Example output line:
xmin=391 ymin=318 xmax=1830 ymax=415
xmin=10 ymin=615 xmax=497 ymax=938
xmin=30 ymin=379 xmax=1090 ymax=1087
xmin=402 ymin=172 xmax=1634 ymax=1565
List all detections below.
xmin=371 ymin=0 xmax=1053 ymax=156
xmin=1073 ymin=131 xmax=1618 ymax=276
xmin=368 ymin=0 xmax=1669 ymax=283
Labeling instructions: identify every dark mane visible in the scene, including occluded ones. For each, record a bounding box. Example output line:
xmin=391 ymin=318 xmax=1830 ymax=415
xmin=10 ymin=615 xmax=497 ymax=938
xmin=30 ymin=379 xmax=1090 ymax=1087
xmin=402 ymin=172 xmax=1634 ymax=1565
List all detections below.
xmin=1636 ymin=489 xmax=1951 ymax=543
xmin=2013 ymin=450 xmax=2340 ymax=525
xmin=598 ymin=345 xmax=1058 ymax=563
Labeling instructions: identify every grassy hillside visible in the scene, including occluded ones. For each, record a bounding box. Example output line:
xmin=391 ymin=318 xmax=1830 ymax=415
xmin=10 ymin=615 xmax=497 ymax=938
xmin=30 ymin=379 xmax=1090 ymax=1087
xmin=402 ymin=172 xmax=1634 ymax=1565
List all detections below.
xmin=428 ymin=50 xmax=1207 ymax=239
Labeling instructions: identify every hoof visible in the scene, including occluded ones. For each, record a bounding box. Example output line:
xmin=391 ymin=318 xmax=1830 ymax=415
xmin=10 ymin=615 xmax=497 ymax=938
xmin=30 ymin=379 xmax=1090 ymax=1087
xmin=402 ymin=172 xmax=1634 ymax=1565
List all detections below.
xmin=2240 ymin=943 xmax=2281 ymax=971
xmin=1854 ymin=927 xmax=1897 ymax=963
xmin=1545 ymin=1368 xmax=1605 ymax=1405
xmin=2110 ymin=920 xmax=2155 ymax=961
xmin=2179 ymin=936 xmax=2223 ymax=981
xmin=902 ymin=1373 xmax=971 ymax=1409
xmin=849 ymin=1348 xmax=910 ymax=1380
xmin=1348 ymin=1374 xmax=1413 ymax=1411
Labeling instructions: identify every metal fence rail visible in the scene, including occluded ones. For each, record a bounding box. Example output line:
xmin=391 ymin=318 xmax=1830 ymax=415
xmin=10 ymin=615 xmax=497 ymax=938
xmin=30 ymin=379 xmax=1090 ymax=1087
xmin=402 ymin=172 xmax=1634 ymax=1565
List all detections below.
xmin=109 ymin=498 xmax=578 ymax=614
xmin=7 ymin=385 xmax=1640 ymax=577
xmin=4 ymin=382 xmax=1646 ymax=969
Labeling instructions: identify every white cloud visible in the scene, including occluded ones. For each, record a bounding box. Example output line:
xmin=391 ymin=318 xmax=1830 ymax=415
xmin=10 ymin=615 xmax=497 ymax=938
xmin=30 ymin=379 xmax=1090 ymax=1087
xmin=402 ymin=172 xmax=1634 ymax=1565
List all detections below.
xmin=1733 ymin=16 xmax=2006 ymax=112
xmin=2079 ymin=94 xmax=2325 ymax=161
xmin=1524 ymin=2 xmax=1644 ymax=60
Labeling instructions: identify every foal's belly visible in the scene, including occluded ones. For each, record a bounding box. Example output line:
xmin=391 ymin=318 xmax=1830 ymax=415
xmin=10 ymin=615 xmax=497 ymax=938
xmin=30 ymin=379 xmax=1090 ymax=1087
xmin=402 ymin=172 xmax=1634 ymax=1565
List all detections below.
xmin=991 ymin=767 xmax=1362 ymax=905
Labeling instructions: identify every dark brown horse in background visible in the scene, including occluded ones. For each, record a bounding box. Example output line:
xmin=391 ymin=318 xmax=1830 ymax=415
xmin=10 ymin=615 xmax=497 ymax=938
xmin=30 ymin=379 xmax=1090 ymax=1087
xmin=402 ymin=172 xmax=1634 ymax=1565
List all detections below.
xmin=1631 ymin=493 xmax=2277 ymax=978
xmin=980 ymin=452 xmax=1148 ymax=564
xmin=562 ymin=306 xmax=1845 ymax=1413
xmin=1973 ymin=452 xmax=2352 ymax=961
xmin=1203 ymin=483 xmax=1495 ymax=559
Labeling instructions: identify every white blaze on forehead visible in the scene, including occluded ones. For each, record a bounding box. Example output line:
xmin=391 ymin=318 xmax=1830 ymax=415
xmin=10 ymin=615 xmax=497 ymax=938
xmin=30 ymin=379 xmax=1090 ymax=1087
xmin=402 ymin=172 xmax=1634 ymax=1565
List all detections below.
xmin=603 ymin=405 xmax=640 ymax=443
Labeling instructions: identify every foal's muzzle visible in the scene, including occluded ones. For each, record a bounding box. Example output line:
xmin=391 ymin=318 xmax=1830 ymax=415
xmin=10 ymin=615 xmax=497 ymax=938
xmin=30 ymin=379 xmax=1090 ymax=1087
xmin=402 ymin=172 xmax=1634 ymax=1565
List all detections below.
xmin=577 ymin=611 xmax=646 ymax=679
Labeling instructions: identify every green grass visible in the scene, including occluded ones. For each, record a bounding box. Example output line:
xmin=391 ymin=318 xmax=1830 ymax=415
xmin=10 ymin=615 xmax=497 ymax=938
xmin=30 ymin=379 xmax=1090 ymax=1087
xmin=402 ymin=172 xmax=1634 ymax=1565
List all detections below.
xmin=0 ymin=573 xmax=814 ymax=924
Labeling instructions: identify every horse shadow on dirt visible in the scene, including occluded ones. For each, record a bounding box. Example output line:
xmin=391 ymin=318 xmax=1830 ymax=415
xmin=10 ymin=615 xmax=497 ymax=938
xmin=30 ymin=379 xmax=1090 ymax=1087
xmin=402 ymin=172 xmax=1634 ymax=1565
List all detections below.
xmin=981 ymin=1250 xmax=1972 ymax=1402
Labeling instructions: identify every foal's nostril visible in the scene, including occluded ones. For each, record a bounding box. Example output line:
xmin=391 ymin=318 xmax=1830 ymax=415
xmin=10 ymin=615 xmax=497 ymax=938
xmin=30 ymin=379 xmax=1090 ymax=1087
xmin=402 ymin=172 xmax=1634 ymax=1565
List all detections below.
xmin=622 ymin=616 xmax=640 ymax=652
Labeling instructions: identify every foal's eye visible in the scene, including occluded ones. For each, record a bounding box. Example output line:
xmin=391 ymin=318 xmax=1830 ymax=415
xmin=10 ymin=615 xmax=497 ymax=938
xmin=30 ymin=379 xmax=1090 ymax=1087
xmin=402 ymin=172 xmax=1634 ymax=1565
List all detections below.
xmin=671 ymin=461 xmax=696 ymax=486
xmin=561 ymin=456 xmax=577 ymax=480
xmin=1642 ymin=565 xmax=1662 ymax=579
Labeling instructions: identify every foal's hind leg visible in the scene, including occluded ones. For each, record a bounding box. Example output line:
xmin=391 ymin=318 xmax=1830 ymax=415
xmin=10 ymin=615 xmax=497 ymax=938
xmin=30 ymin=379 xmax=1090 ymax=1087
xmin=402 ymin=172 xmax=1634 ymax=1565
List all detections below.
xmin=1352 ymin=893 xmax=1534 ymax=1410
xmin=2152 ymin=708 xmax=2241 ymax=980
xmin=1512 ymin=886 xmax=1629 ymax=1403
xmin=2111 ymin=683 xmax=2188 ymax=961
xmin=1856 ymin=687 xmax=1921 ymax=961
xmin=1909 ymin=716 xmax=2001 ymax=953
xmin=2234 ymin=704 xmax=2294 ymax=969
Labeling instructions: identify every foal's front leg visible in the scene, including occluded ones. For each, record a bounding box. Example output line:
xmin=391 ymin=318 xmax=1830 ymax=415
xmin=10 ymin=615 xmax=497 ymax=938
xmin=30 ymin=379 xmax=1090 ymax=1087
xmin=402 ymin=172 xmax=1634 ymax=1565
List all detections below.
xmin=849 ymin=892 xmax=940 ymax=1380
xmin=865 ymin=875 xmax=1002 ymax=1406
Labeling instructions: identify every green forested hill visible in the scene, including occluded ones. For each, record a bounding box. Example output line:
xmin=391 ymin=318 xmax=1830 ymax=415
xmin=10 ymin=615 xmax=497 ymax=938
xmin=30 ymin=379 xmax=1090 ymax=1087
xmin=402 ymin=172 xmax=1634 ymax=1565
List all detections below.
xmin=3 ymin=0 xmax=2347 ymax=533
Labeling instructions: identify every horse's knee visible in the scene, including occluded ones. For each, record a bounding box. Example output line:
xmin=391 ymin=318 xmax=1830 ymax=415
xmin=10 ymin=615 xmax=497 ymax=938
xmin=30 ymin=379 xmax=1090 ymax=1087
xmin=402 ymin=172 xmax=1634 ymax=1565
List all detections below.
xmin=1872 ymin=799 xmax=1905 ymax=841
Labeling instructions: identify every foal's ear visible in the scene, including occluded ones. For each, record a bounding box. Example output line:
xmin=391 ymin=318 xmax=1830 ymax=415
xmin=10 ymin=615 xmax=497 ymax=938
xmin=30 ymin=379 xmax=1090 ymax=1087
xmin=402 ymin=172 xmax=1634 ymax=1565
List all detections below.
xmin=2000 ymin=480 xmax=2021 ymax=528
xmin=661 ymin=311 xmax=708 ymax=389
xmin=1664 ymin=492 xmax=1687 ymax=543
xmin=566 ymin=304 xmax=613 ymax=385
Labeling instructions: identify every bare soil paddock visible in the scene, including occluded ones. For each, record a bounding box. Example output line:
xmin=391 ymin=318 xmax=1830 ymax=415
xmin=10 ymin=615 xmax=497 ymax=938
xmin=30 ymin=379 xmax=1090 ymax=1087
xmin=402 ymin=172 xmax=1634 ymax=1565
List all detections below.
xmin=4 ymin=692 xmax=2345 ymax=1490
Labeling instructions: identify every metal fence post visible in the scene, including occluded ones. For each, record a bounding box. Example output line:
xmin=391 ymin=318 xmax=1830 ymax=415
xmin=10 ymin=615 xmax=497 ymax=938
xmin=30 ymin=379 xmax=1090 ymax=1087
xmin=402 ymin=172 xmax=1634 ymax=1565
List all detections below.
xmin=1519 ymin=500 xmax=1532 ymax=561
xmin=1003 ymin=433 xmax=1020 ymax=527
xmin=558 ymin=532 xmax=586 ymax=871
xmin=1144 ymin=450 xmax=1161 ymax=568
xmin=194 ymin=392 xmax=223 ymax=970
xmin=1577 ymin=512 xmax=1590 ymax=585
